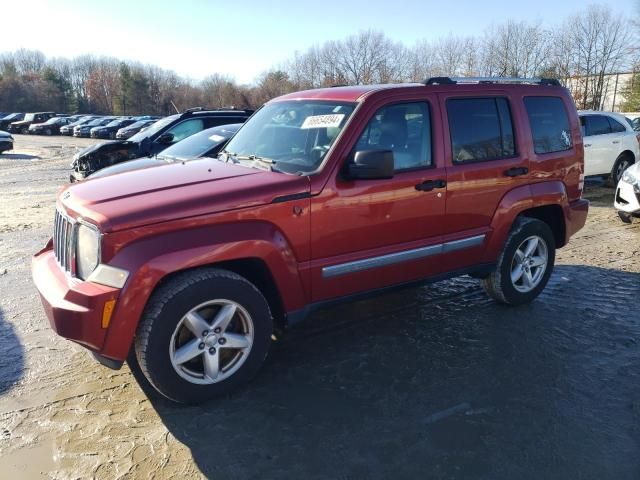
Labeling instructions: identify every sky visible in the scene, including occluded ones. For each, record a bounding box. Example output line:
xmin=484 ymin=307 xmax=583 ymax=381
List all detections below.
xmin=4 ymin=0 xmax=636 ymax=84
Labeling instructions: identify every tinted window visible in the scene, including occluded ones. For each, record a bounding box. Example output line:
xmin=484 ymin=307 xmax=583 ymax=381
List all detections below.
xmin=447 ymin=98 xmax=515 ymax=163
xmin=608 ymin=117 xmax=627 ymax=133
xmin=356 ymin=102 xmax=431 ymax=171
xmin=584 ymin=115 xmax=612 ymax=136
xmin=524 ymin=97 xmax=573 ymax=154
xmin=166 ymin=119 xmax=205 ymax=143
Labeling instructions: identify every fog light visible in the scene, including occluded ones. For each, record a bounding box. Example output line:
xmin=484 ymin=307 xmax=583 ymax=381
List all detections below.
xmin=102 ymin=299 xmax=116 ymax=329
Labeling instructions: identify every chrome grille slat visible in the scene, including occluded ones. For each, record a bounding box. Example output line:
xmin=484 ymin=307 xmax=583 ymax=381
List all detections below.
xmin=53 ymin=209 xmax=76 ymax=275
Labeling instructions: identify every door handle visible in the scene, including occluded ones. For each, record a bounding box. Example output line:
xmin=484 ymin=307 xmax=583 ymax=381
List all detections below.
xmin=584 ymin=143 xmax=592 ymax=147
xmin=612 ymin=140 xmax=620 ymax=144
xmin=504 ymin=167 xmax=528 ymax=177
xmin=415 ymin=179 xmax=446 ymax=191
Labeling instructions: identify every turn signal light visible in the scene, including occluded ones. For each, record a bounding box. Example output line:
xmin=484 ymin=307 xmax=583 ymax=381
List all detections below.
xmin=102 ymin=299 xmax=116 ymax=329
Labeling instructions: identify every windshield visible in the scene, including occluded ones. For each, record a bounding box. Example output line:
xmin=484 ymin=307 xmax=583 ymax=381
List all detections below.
xmin=3 ymin=113 xmax=20 ymax=120
xmin=24 ymin=114 xmax=35 ymax=122
xmin=129 ymin=115 xmax=178 ymax=142
xmin=221 ymin=101 xmax=355 ymax=174
xmin=127 ymin=120 xmax=151 ymax=130
xmin=106 ymin=119 xmax=125 ymax=127
xmin=44 ymin=117 xmax=60 ymax=124
xmin=160 ymin=124 xmax=241 ymax=160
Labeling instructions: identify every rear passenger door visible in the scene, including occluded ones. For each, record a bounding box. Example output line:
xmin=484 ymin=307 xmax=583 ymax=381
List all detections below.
xmin=439 ymin=94 xmax=527 ymax=270
xmin=581 ymin=114 xmax=614 ymax=176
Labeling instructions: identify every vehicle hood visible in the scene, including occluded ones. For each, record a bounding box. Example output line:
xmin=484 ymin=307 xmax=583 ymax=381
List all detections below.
xmin=73 ymin=140 xmax=139 ymax=167
xmin=11 ymin=120 xmax=30 ymax=126
xmin=60 ymin=158 xmax=310 ymax=232
xmin=0 ymin=130 xmax=11 ymax=138
xmin=88 ymin=156 xmax=166 ymax=179
xmin=624 ymin=161 xmax=640 ymax=178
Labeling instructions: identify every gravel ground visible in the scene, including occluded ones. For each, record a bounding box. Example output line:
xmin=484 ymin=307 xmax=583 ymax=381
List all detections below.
xmin=0 ymin=134 xmax=639 ymax=479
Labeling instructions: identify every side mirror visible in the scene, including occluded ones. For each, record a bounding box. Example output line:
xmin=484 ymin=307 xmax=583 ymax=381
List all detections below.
xmin=346 ymin=150 xmax=394 ymax=180
xmin=157 ymin=132 xmax=174 ymax=144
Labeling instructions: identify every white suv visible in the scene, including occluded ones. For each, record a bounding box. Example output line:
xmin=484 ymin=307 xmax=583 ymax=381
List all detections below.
xmin=579 ymin=111 xmax=639 ymax=185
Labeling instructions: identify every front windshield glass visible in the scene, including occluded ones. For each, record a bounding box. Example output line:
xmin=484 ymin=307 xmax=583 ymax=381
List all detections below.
xmin=127 ymin=120 xmax=150 ymax=129
xmin=106 ymin=119 xmax=124 ymax=127
xmin=44 ymin=117 xmax=60 ymax=124
xmin=129 ymin=115 xmax=178 ymax=142
xmin=221 ymin=101 xmax=355 ymax=174
xmin=161 ymin=125 xmax=240 ymax=160
xmin=24 ymin=114 xmax=35 ymax=122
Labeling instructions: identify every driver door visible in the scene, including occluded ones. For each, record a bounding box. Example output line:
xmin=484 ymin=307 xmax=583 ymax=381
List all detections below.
xmin=309 ymin=99 xmax=448 ymax=302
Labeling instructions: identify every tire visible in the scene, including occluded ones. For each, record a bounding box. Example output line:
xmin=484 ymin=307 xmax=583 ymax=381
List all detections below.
xmin=135 ymin=268 xmax=273 ymax=404
xmin=45 ymin=128 xmax=52 ymax=136
xmin=481 ymin=217 xmax=555 ymax=305
xmin=609 ymin=153 xmax=634 ymax=187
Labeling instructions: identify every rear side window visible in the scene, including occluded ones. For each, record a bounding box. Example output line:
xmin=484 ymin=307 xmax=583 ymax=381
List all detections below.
xmin=582 ymin=115 xmax=611 ymax=136
xmin=608 ymin=117 xmax=627 ymax=133
xmin=524 ymin=97 xmax=573 ymax=154
xmin=447 ymin=98 xmax=515 ymax=163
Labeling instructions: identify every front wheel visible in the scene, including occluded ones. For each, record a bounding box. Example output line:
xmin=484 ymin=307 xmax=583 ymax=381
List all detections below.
xmin=481 ymin=217 xmax=555 ymax=305
xmin=135 ymin=268 xmax=273 ymax=404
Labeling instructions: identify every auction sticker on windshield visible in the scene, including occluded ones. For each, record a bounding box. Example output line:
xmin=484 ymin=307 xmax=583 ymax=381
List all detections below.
xmin=300 ymin=114 xmax=345 ymax=129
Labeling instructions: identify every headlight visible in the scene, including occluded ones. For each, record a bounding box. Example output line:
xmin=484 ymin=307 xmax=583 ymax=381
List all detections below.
xmin=621 ymin=170 xmax=638 ymax=186
xmin=76 ymin=223 xmax=100 ymax=279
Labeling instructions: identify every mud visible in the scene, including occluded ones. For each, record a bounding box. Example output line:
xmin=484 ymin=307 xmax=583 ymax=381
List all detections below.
xmin=0 ymin=135 xmax=639 ymax=479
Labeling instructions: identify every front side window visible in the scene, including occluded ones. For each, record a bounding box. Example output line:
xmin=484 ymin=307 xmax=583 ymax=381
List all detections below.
xmin=166 ymin=119 xmax=205 ymax=143
xmin=583 ymin=115 xmax=612 ymax=137
xmin=524 ymin=97 xmax=573 ymax=154
xmin=355 ymin=102 xmax=431 ymax=171
xmin=447 ymin=97 xmax=515 ymax=163
xmin=221 ymin=100 xmax=355 ymax=175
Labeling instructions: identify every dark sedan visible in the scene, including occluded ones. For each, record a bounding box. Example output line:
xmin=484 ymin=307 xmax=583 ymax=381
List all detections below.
xmin=115 ymin=119 xmax=157 ymax=139
xmin=0 ymin=113 xmax=24 ymax=131
xmin=86 ymin=123 xmax=242 ymax=180
xmin=28 ymin=116 xmax=75 ymax=135
xmin=74 ymin=117 xmax=115 ymax=137
xmin=90 ymin=118 xmax=136 ymax=139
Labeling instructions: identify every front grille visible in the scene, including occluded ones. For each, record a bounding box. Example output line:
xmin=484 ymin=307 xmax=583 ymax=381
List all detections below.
xmin=53 ymin=209 xmax=76 ymax=274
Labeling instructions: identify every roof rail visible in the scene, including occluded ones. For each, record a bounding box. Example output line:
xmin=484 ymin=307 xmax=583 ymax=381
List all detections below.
xmin=183 ymin=106 xmax=205 ymax=113
xmin=424 ymin=77 xmax=561 ymax=86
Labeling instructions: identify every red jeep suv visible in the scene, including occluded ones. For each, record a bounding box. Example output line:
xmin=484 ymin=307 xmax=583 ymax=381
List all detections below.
xmin=32 ymin=77 xmax=588 ymax=403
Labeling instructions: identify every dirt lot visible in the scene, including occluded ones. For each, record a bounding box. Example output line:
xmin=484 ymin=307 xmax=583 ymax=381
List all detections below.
xmin=0 ymin=134 xmax=639 ymax=479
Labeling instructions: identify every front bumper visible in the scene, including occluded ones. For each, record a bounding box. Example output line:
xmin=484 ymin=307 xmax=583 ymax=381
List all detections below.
xmin=614 ymin=181 xmax=640 ymax=214
xmin=32 ymin=248 xmax=120 ymax=355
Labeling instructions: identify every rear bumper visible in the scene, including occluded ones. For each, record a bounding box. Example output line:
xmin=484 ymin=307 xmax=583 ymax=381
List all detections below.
xmin=565 ymin=198 xmax=589 ymax=242
xmin=32 ymin=248 xmax=120 ymax=356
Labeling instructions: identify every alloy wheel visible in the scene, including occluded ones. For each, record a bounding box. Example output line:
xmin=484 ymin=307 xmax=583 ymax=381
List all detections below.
xmin=169 ymin=299 xmax=254 ymax=385
xmin=510 ymin=235 xmax=548 ymax=293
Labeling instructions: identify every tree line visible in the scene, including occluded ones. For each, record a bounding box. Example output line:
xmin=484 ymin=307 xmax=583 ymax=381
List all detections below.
xmin=0 ymin=3 xmax=635 ymax=115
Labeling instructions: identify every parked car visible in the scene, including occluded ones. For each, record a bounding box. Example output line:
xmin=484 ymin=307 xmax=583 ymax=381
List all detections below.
xmin=8 ymin=112 xmax=55 ymax=134
xmin=622 ymin=112 xmax=640 ymax=131
xmin=60 ymin=116 xmax=99 ymax=136
xmin=32 ymin=78 xmax=589 ymax=404
xmin=28 ymin=116 xmax=75 ymax=135
xmin=613 ymin=162 xmax=640 ymax=223
xmin=579 ymin=110 xmax=639 ymax=185
xmin=115 ymin=119 xmax=156 ymax=139
xmin=74 ymin=117 xmax=115 ymax=137
xmin=0 ymin=130 xmax=13 ymax=154
xmin=70 ymin=108 xmax=253 ymax=180
xmin=89 ymin=123 xmax=242 ymax=179
xmin=90 ymin=118 xmax=136 ymax=139
xmin=0 ymin=113 xmax=24 ymax=131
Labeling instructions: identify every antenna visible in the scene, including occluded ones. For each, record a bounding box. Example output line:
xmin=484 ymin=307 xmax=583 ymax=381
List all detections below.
xmin=170 ymin=100 xmax=180 ymax=114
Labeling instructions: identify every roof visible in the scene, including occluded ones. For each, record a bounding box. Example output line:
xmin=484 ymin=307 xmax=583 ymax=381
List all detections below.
xmin=272 ymin=84 xmax=421 ymax=103
xmin=271 ymin=79 xmax=565 ymax=104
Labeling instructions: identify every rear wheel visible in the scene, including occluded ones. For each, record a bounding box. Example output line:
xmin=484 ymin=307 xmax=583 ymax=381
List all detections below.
xmin=609 ymin=153 xmax=634 ymax=186
xmin=135 ymin=268 xmax=273 ymax=404
xmin=481 ymin=217 xmax=555 ymax=305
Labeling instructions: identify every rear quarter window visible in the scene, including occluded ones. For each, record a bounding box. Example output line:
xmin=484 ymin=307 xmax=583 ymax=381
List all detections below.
xmin=524 ymin=97 xmax=573 ymax=154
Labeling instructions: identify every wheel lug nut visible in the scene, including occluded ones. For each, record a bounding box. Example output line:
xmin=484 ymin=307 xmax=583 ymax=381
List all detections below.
xmin=218 ymin=338 xmax=226 ymax=345
xmin=198 ymin=343 xmax=205 ymax=350
xmin=202 ymin=330 xmax=209 ymax=337
xmin=214 ymin=327 xmax=221 ymax=333
xmin=209 ymin=347 xmax=216 ymax=354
